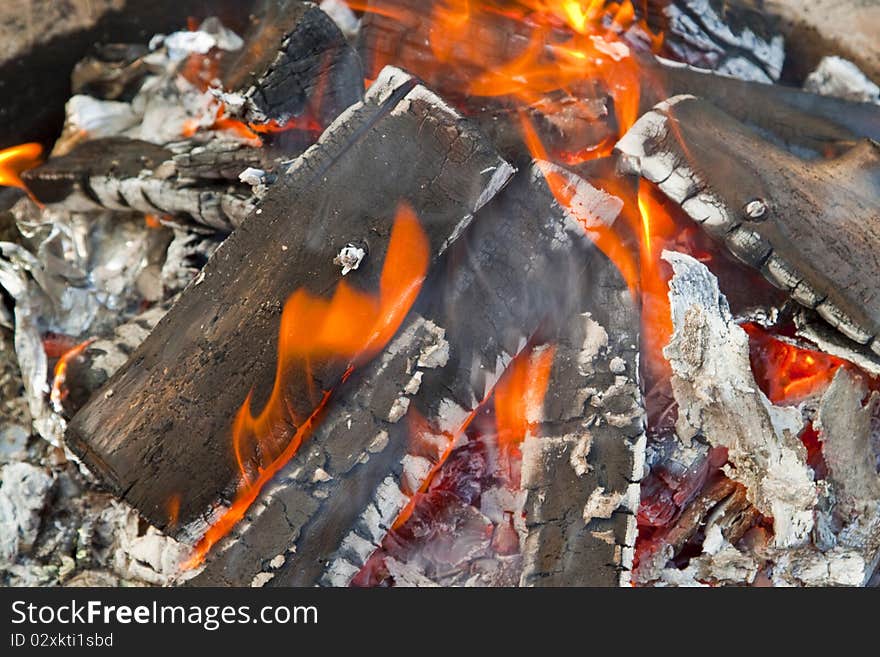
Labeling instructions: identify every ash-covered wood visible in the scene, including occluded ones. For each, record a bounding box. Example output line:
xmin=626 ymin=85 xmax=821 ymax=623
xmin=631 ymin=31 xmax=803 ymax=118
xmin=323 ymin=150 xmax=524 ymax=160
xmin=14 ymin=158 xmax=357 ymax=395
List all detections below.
xmin=21 ymin=138 xmax=256 ymax=232
xmin=220 ymin=0 xmax=363 ymax=129
xmin=520 ymin=256 xmax=644 ymax=587
xmin=661 ymin=251 xmax=815 ymax=548
xmin=190 ymin=163 xmax=624 ymax=586
xmin=65 ymin=67 xmax=514 ymax=536
xmin=616 ymin=95 xmax=880 ymax=355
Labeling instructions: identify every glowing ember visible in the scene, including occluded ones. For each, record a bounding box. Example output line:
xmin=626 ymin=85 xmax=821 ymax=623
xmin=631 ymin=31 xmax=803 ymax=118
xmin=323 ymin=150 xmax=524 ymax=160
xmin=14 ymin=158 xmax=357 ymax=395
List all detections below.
xmin=184 ymin=203 xmax=429 ymax=568
xmin=0 ymin=143 xmax=43 ymax=191
xmin=49 ymin=338 xmax=95 ymax=414
xmin=356 ymin=342 xmax=557 ymax=585
xmin=743 ymin=323 xmax=847 ymax=405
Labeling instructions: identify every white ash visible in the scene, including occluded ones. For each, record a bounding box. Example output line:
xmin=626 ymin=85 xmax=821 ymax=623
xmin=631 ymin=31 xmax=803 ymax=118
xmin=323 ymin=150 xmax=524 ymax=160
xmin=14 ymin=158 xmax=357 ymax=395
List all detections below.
xmin=0 ymin=463 xmax=54 ymax=564
xmin=663 ymin=251 xmax=816 ymax=548
xmin=55 ymin=95 xmax=139 ymax=155
xmin=153 ymin=17 xmax=244 ymax=61
xmin=333 ymin=244 xmax=366 ymax=276
xmin=582 ymin=487 xmax=624 ymax=524
xmin=319 ymin=0 xmax=361 ymax=41
xmin=804 ymin=56 xmax=880 ymax=104
xmin=238 ymin=167 xmax=267 ymax=187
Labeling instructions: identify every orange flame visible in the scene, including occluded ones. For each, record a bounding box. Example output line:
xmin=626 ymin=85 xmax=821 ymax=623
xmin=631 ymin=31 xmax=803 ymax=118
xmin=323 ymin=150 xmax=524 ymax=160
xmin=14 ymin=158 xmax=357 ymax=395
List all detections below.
xmin=0 ymin=143 xmax=43 ymax=191
xmin=49 ymin=338 xmax=94 ymax=412
xmin=184 ymin=203 xmax=429 ymax=568
xmin=494 ymin=344 xmax=556 ymax=455
xmin=494 ymin=342 xmax=556 ymax=483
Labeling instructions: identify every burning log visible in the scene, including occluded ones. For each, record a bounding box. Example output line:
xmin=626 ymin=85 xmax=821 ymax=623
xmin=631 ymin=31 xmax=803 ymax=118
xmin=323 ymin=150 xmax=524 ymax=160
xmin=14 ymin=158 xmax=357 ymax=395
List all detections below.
xmin=219 ymin=0 xmax=364 ymax=129
xmin=65 ymin=66 xmax=514 ymax=537
xmin=616 ymin=95 xmax=880 ymax=355
xmin=21 ymin=138 xmax=256 ymax=232
xmin=189 ymin=164 xmax=625 ymax=586
xmin=520 ymin=256 xmax=644 ymax=587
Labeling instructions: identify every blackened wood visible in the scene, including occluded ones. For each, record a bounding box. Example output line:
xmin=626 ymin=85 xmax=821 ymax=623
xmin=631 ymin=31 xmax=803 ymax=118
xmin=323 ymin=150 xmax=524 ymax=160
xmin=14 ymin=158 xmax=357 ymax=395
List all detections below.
xmin=21 ymin=138 xmax=255 ymax=232
xmin=520 ymin=252 xmax=644 ymax=587
xmin=65 ymin=67 xmax=513 ymax=536
xmin=191 ymin=163 xmax=624 ymax=586
xmin=617 ymin=95 xmax=880 ymax=356
xmin=220 ymin=0 xmax=363 ymax=129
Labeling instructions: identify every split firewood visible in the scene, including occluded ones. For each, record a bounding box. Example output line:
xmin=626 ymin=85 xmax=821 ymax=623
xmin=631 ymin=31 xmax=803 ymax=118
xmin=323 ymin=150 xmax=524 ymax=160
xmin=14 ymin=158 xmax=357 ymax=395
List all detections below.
xmin=520 ymin=256 xmax=644 ymax=587
xmin=661 ymin=251 xmax=816 ymax=548
xmin=616 ymin=96 xmax=880 ymax=355
xmin=65 ymin=66 xmax=515 ymax=536
xmin=219 ymin=0 xmax=364 ymax=129
xmin=21 ymin=138 xmax=257 ymax=232
xmin=190 ymin=163 xmax=625 ymax=586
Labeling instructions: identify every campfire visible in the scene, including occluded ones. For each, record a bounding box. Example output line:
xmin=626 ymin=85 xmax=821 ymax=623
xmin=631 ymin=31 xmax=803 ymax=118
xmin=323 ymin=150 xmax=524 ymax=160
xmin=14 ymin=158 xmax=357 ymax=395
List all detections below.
xmin=1 ymin=0 xmax=878 ymax=588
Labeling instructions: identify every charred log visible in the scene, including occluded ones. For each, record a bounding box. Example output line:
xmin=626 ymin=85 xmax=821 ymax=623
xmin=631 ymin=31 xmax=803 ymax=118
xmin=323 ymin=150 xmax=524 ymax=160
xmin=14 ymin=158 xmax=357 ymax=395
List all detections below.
xmin=219 ymin=0 xmax=364 ymax=130
xmin=640 ymin=0 xmax=785 ymax=82
xmin=616 ymin=96 xmax=880 ymax=356
xmin=65 ymin=67 xmax=514 ymax=536
xmin=643 ymin=58 xmax=880 ymax=154
xmin=21 ymin=138 xmax=256 ymax=232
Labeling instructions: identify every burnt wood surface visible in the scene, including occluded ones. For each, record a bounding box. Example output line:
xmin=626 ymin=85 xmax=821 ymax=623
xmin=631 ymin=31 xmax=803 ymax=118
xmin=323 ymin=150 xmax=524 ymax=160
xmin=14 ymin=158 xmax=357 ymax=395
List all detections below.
xmin=617 ymin=95 xmax=880 ymax=356
xmin=220 ymin=0 xmax=364 ymax=130
xmin=22 ymin=138 xmax=256 ymax=232
xmin=520 ymin=251 xmax=644 ymax=587
xmin=190 ymin=164 xmax=624 ymax=586
xmin=65 ymin=67 xmax=514 ymax=536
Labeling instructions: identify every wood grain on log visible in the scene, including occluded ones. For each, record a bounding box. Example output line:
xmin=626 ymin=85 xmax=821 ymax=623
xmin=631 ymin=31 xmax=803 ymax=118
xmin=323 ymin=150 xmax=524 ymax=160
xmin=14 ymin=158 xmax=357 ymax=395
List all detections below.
xmin=616 ymin=96 xmax=880 ymax=355
xmin=65 ymin=67 xmax=514 ymax=536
